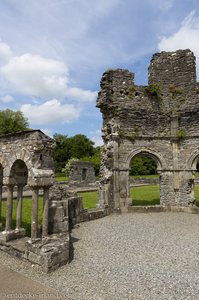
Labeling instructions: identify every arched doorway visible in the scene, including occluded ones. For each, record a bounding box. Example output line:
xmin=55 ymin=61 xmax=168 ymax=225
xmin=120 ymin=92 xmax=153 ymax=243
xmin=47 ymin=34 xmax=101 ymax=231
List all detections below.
xmin=0 ymin=164 xmax=3 ymax=229
xmin=123 ymin=149 xmax=163 ymax=208
xmin=6 ymin=159 xmax=28 ymax=233
xmin=188 ymin=154 xmax=199 ymax=206
xmin=129 ymin=153 xmax=160 ymax=206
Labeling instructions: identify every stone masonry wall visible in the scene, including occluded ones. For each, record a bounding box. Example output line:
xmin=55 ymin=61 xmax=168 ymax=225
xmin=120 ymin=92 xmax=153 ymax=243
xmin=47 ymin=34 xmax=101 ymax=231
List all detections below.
xmin=69 ymin=161 xmax=96 ymax=184
xmin=97 ymin=49 xmax=199 ymax=210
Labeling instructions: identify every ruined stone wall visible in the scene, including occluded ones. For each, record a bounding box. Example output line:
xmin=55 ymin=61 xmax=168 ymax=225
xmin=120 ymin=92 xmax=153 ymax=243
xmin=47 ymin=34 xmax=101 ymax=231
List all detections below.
xmin=69 ymin=161 xmax=96 ymax=184
xmin=0 ymin=130 xmax=55 ymax=186
xmin=97 ymin=49 xmax=199 ymax=210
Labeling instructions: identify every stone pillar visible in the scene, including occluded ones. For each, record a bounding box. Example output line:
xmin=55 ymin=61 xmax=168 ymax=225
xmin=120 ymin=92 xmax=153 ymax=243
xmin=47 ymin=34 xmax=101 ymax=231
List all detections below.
xmin=5 ymin=185 xmax=14 ymax=231
xmin=119 ymin=169 xmax=130 ymax=211
xmin=42 ymin=187 xmax=50 ymax=237
xmin=31 ymin=187 xmax=39 ymax=239
xmin=16 ymin=185 xmax=23 ymax=230
xmin=0 ymin=185 xmax=2 ymax=223
xmin=112 ymin=134 xmax=120 ymax=210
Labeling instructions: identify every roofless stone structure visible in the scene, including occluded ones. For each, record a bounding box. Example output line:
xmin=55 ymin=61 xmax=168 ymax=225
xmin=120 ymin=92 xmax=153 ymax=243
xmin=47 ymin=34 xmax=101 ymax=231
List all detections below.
xmin=0 ymin=130 xmax=107 ymax=271
xmin=0 ymin=130 xmax=55 ymax=240
xmin=0 ymin=130 xmax=72 ymax=272
xmin=97 ymin=49 xmax=199 ymax=211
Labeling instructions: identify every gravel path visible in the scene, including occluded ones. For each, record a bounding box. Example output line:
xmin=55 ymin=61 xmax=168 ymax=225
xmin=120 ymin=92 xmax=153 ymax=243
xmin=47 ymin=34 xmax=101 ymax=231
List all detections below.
xmin=0 ymin=212 xmax=199 ymax=300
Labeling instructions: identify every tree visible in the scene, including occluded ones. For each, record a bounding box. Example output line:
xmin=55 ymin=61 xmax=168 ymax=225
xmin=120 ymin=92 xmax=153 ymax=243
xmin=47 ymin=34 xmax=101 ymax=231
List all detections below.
xmin=130 ymin=155 xmax=157 ymax=176
xmin=0 ymin=109 xmax=29 ymax=135
xmin=80 ymin=146 xmax=101 ymax=176
xmin=69 ymin=134 xmax=95 ymax=158
xmin=53 ymin=134 xmax=71 ymax=173
xmin=53 ymin=133 xmax=96 ymax=173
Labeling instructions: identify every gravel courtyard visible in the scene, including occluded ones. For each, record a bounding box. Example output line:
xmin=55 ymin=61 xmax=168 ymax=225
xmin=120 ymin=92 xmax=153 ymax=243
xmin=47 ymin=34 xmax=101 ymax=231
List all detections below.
xmin=0 ymin=212 xmax=199 ymax=300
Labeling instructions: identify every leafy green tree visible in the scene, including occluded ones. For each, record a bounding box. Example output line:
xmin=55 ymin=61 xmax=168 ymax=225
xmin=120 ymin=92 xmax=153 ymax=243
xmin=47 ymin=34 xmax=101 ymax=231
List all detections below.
xmin=62 ymin=158 xmax=79 ymax=177
xmin=80 ymin=146 xmax=101 ymax=176
xmin=0 ymin=109 xmax=29 ymax=134
xmin=53 ymin=133 xmax=95 ymax=173
xmin=69 ymin=134 xmax=95 ymax=159
xmin=53 ymin=134 xmax=71 ymax=173
xmin=130 ymin=155 xmax=157 ymax=176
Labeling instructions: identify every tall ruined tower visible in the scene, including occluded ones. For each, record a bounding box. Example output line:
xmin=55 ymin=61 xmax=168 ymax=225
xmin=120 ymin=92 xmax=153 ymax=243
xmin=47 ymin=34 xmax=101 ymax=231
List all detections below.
xmin=97 ymin=49 xmax=199 ymax=210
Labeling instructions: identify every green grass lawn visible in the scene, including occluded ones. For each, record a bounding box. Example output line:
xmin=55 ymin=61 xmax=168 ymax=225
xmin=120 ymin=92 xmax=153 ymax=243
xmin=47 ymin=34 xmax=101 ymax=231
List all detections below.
xmin=78 ymin=191 xmax=98 ymax=209
xmin=78 ymin=185 xmax=199 ymax=207
xmin=130 ymin=185 xmax=160 ymax=205
xmin=55 ymin=173 xmax=69 ymax=182
xmin=1 ymin=197 xmax=43 ymax=237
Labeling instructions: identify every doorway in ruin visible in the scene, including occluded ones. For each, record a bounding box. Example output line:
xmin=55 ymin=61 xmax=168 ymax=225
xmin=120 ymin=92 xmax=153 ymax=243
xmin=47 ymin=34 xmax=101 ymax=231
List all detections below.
xmin=9 ymin=159 xmax=29 ymax=233
xmin=0 ymin=164 xmax=3 ymax=228
xmin=82 ymin=168 xmax=88 ymax=181
xmin=192 ymin=157 xmax=199 ymax=207
xmin=128 ymin=152 xmax=160 ymax=206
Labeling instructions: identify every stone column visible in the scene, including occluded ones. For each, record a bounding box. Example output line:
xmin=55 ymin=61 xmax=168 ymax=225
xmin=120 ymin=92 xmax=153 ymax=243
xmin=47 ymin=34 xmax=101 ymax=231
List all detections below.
xmin=112 ymin=134 xmax=120 ymax=210
xmin=16 ymin=185 xmax=23 ymax=230
xmin=0 ymin=185 xmax=2 ymax=222
xmin=5 ymin=185 xmax=14 ymax=231
xmin=31 ymin=187 xmax=39 ymax=239
xmin=42 ymin=186 xmax=50 ymax=237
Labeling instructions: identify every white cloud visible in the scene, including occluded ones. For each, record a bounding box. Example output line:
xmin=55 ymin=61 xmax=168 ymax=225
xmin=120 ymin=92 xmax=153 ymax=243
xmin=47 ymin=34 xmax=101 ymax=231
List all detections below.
xmin=153 ymin=0 xmax=174 ymax=11
xmin=0 ymin=47 xmax=97 ymax=102
xmin=21 ymin=99 xmax=80 ymax=125
xmin=0 ymin=42 xmax=12 ymax=66
xmin=66 ymin=87 xmax=98 ymax=102
xmin=1 ymin=95 xmax=14 ymax=103
xmin=158 ymin=11 xmax=199 ymax=76
xmin=41 ymin=128 xmax=53 ymax=138
xmin=1 ymin=53 xmax=68 ymax=98
xmin=90 ymin=129 xmax=103 ymax=147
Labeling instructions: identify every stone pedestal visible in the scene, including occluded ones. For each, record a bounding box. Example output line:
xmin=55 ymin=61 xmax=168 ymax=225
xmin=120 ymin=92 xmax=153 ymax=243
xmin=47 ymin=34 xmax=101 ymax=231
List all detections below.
xmin=25 ymin=233 xmax=70 ymax=273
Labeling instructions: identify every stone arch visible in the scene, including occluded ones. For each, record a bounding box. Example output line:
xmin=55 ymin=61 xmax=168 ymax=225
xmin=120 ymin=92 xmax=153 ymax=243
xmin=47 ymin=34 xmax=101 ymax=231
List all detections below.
xmin=9 ymin=159 xmax=28 ymax=186
xmin=125 ymin=148 xmax=165 ymax=171
xmin=121 ymin=148 xmax=162 ymax=207
xmin=187 ymin=151 xmax=199 ymax=171
xmin=4 ymin=159 xmax=29 ymax=233
xmin=186 ymin=151 xmax=199 ymax=206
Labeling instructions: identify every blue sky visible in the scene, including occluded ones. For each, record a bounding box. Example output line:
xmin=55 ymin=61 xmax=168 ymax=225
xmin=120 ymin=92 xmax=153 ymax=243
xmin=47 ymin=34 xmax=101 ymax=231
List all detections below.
xmin=0 ymin=0 xmax=199 ymax=145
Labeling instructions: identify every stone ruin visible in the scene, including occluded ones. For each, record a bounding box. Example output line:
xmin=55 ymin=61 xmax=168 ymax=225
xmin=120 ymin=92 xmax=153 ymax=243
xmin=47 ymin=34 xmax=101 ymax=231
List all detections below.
xmin=97 ymin=49 xmax=199 ymax=212
xmin=0 ymin=130 xmax=108 ymax=272
xmin=69 ymin=161 xmax=96 ymax=186
xmin=0 ymin=130 xmax=83 ymax=272
xmin=1 ymin=49 xmax=199 ymax=272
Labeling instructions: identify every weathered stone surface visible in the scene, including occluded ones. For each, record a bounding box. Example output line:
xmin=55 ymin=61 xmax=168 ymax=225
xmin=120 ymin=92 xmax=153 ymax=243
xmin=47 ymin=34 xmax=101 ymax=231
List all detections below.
xmin=0 ymin=130 xmax=55 ymax=186
xmin=97 ymin=49 xmax=199 ymax=210
xmin=49 ymin=183 xmax=84 ymax=232
xmin=69 ymin=161 xmax=96 ymax=185
xmin=25 ymin=233 xmax=70 ymax=272
xmin=0 ymin=228 xmax=25 ymax=242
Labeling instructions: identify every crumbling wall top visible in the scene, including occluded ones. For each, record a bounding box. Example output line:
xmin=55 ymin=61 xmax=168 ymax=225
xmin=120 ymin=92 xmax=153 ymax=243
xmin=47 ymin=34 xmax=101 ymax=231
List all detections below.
xmin=148 ymin=49 xmax=196 ymax=92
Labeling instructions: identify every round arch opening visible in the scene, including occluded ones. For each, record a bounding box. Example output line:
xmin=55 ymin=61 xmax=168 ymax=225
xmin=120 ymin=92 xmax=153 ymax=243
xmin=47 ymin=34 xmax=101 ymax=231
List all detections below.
xmin=192 ymin=156 xmax=199 ymax=207
xmin=9 ymin=159 xmax=28 ymax=186
xmin=128 ymin=152 xmax=160 ymax=206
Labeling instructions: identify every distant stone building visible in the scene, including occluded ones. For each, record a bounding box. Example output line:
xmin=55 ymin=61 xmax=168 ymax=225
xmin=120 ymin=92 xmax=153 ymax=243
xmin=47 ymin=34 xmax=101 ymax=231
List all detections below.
xmin=97 ymin=49 xmax=199 ymax=211
xmin=70 ymin=161 xmax=96 ymax=184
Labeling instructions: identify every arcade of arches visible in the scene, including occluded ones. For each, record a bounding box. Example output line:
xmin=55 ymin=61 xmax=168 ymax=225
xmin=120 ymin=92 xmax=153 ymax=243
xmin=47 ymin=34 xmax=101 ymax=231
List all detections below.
xmin=0 ymin=130 xmax=54 ymax=241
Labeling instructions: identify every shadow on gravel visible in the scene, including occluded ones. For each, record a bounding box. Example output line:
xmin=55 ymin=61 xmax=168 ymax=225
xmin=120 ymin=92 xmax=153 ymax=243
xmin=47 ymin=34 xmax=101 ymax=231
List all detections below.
xmin=69 ymin=235 xmax=80 ymax=262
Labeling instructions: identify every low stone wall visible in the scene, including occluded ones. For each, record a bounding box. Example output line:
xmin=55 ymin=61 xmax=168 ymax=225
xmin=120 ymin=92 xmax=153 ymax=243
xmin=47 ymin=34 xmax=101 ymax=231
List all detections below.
xmin=130 ymin=177 xmax=199 ymax=186
xmin=129 ymin=177 xmax=160 ymax=186
xmin=128 ymin=205 xmax=199 ymax=214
